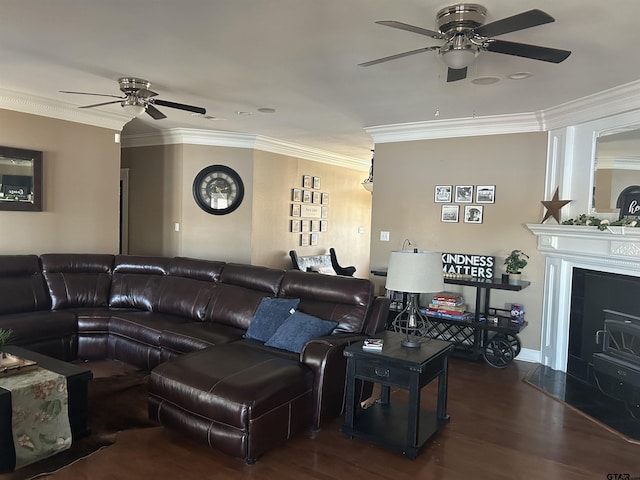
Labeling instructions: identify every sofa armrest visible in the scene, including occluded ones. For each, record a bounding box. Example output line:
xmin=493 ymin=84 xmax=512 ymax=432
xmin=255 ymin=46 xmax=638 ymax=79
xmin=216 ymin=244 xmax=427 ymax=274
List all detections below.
xmin=299 ymin=333 xmax=368 ymax=428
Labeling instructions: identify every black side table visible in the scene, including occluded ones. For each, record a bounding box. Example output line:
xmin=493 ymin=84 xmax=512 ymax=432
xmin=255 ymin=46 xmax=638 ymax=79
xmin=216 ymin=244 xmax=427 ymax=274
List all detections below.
xmin=342 ymin=331 xmax=454 ymax=458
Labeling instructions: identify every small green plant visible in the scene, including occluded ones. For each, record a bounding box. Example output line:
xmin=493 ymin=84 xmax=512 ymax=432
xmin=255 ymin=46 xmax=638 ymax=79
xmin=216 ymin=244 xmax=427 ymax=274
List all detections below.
xmin=504 ymin=250 xmax=529 ymax=274
xmin=0 ymin=329 xmax=12 ymax=349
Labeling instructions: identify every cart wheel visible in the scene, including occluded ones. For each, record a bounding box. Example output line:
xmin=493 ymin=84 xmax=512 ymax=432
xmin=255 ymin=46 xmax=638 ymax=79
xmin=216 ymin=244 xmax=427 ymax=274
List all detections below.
xmin=483 ymin=337 xmax=515 ymax=368
xmin=504 ymin=333 xmax=522 ymax=357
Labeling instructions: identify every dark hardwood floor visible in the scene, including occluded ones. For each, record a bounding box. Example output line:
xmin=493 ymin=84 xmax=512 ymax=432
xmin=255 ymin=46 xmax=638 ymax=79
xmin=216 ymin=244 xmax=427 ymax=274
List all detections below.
xmin=46 ymin=359 xmax=639 ymax=480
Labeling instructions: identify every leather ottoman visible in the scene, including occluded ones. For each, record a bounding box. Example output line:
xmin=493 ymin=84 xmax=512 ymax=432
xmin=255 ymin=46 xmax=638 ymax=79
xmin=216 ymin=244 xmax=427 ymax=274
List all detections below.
xmin=147 ymin=343 xmax=314 ymax=463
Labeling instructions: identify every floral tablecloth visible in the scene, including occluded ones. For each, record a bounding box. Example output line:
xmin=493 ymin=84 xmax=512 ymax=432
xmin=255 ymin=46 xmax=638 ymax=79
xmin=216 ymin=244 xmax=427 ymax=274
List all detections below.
xmin=0 ymin=367 xmax=71 ymax=469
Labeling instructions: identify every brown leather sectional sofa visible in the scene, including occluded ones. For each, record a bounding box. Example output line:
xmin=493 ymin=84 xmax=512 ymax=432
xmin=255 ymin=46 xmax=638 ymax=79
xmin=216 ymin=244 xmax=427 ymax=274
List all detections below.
xmin=0 ymin=253 xmax=389 ymax=463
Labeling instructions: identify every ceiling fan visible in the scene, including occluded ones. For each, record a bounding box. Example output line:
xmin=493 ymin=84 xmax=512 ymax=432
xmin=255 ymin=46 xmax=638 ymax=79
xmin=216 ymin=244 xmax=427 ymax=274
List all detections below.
xmin=359 ymin=3 xmax=571 ymax=82
xmin=60 ymin=77 xmax=206 ymax=119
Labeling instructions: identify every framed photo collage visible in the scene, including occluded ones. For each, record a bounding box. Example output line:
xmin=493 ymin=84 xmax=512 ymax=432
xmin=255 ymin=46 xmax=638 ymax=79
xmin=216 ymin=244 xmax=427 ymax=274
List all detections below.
xmin=290 ymin=175 xmax=329 ymax=246
xmin=435 ymin=185 xmax=495 ymax=224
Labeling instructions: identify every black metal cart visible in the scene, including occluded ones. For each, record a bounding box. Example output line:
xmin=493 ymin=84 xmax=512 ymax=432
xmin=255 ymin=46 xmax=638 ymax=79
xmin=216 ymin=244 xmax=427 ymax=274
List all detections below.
xmin=387 ymin=276 xmax=529 ymax=368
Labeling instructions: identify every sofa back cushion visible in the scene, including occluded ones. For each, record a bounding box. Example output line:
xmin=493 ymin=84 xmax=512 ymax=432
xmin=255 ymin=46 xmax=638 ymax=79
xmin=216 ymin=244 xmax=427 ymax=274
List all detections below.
xmin=40 ymin=253 xmax=114 ymax=309
xmin=203 ymin=263 xmax=285 ymax=329
xmin=0 ymin=255 xmax=51 ymax=314
xmin=110 ymin=255 xmax=171 ymax=311
xmin=150 ymin=257 xmax=224 ymax=321
xmin=279 ymin=270 xmax=373 ymax=333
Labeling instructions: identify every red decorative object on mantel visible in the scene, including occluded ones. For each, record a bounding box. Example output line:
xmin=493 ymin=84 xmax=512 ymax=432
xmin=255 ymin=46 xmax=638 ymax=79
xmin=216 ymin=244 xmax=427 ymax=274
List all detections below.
xmin=541 ymin=187 xmax=572 ymax=223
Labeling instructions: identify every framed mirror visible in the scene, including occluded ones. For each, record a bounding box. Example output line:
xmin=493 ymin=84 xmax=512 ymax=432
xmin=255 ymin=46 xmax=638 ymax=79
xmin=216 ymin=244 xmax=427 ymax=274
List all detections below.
xmin=0 ymin=146 xmax=42 ymax=211
xmin=593 ymin=126 xmax=640 ymax=215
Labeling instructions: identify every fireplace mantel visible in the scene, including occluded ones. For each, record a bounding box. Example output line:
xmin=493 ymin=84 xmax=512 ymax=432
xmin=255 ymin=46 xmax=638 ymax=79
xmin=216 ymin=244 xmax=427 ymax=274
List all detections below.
xmin=526 ymin=223 xmax=640 ymax=371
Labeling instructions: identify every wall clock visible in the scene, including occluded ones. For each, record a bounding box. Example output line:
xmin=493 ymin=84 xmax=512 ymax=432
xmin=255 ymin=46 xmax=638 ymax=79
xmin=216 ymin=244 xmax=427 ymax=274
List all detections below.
xmin=192 ymin=164 xmax=244 ymax=215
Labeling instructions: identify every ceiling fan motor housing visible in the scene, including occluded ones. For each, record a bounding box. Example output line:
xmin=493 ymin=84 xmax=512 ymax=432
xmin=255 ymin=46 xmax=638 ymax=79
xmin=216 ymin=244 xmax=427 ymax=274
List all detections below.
xmin=436 ymin=3 xmax=487 ymax=34
xmin=118 ymin=77 xmax=152 ymax=94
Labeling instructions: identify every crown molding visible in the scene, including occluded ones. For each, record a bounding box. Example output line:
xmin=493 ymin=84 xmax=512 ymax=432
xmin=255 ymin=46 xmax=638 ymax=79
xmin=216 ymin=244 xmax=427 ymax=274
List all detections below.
xmin=366 ymin=80 xmax=640 ymax=144
xmin=121 ymin=128 xmax=369 ymax=171
xmin=541 ymin=80 xmax=640 ymax=131
xmin=596 ymin=155 xmax=640 ymax=170
xmin=365 ymin=112 xmax=544 ymax=144
xmin=0 ymin=87 xmax=128 ymax=131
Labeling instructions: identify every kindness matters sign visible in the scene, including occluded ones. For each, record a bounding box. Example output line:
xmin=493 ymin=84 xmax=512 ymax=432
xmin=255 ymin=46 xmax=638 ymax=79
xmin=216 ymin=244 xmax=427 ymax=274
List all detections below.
xmin=442 ymin=252 xmax=494 ymax=279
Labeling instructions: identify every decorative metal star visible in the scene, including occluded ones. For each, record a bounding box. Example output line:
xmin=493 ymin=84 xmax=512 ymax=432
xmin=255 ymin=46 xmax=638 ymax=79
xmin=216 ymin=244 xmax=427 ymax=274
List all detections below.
xmin=541 ymin=187 xmax=572 ymax=223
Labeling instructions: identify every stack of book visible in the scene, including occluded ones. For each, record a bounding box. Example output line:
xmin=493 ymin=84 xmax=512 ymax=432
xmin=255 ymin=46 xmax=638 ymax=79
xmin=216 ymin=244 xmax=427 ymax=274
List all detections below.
xmin=423 ymin=292 xmax=474 ymax=321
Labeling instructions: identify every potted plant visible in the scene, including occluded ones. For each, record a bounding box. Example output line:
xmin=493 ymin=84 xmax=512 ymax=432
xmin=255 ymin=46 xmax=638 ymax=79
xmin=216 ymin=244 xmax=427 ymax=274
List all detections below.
xmin=0 ymin=328 xmax=12 ymax=360
xmin=504 ymin=250 xmax=529 ymax=284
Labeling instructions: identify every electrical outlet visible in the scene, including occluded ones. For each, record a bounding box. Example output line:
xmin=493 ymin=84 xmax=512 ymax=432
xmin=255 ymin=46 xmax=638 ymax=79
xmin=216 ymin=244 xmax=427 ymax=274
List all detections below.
xmin=380 ymin=231 xmax=390 ymax=241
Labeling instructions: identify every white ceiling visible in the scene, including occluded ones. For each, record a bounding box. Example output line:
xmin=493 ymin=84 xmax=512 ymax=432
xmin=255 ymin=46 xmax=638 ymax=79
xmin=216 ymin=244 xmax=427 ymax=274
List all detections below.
xmin=2 ymin=0 xmax=640 ymax=161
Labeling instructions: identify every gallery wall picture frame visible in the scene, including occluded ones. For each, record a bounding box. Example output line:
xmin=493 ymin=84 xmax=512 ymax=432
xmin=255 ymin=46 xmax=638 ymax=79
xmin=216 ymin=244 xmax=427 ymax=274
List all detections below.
xmin=291 ymin=204 xmax=301 ymax=217
xmin=300 ymin=234 xmax=310 ymax=247
xmin=464 ymin=205 xmax=483 ymax=224
xmin=321 ymin=193 xmax=329 ymax=204
xmin=321 ymin=206 xmax=328 ymax=218
xmin=441 ymin=204 xmax=459 ymax=223
xmin=313 ymin=177 xmax=321 ymax=189
xmin=455 ymin=185 xmax=473 ymax=203
xmin=320 ymin=220 xmax=328 ymax=232
xmin=310 ymin=233 xmax=319 ymax=246
xmin=301 ymin=220 xmax=311 ymax=232
xmin=291 ymin=220 xmax=300 ymax=233
xmin=312 ymin=191 xmax=321 ymax=204
xmin=292 ymin=188 xmax=302 ymax=202
xmin=303 ymin=190 xmax=312 ymax=203
xmin=435 ymin=185 xmax=452 ymax=203
xmin=475 ymin=185 xmax=496 ymax=203
xmin=303 ymin=175 xmax=312 ymax=188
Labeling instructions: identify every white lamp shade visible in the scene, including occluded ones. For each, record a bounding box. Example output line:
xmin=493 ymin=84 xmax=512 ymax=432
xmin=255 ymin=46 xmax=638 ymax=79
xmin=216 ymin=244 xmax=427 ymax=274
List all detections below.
xmin=441 ymin=49 xmax=476 ymax=69
xmin=385 ymin=250 xmax=444 ymax=293
xmin=122 ymin=103 xmax=146 ymax=117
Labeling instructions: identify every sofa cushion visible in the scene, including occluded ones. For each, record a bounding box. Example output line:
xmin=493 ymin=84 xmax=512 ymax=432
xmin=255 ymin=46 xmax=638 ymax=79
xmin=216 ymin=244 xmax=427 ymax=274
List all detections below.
xmin=244 ymin=297 xmax=299 ymax=342
xmin=279 ymin=270 xmax=373 ymax=334
xmin=109 ymin=256 xmax=171 ymax=311
xmin=109 ymin=311 xmax=189 ymax=347
xmin=160 ymin=322 xmax=246 ymax=355
xmin=40 ymin=253 xmax=114 ymax=309
xmin=264 ymin=312 xmax=337 ymax=353
xmin=0 ymin=255 xmax=51 ymax=314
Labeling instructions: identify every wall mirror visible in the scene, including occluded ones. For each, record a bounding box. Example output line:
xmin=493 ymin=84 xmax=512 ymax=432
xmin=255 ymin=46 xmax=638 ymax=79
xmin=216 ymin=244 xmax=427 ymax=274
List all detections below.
xmin=593 ymin=126 xmax=640 ymax=214
xmin=0 ymin=146 xmax=42 ymax=211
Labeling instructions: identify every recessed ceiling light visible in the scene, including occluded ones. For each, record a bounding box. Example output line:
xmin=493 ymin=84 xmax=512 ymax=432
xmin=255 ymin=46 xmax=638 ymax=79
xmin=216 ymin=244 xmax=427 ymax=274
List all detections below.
xmin=257 ymin=107 xmax=276 ymax=114
xmin=471 ymin=76 xmax=500 ymax=85
xmin=508 ymin=72 xmax=532 ymax=80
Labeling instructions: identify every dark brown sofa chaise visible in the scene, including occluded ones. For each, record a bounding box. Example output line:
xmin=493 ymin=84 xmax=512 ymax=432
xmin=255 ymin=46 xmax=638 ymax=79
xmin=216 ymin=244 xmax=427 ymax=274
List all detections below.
xmin=0 ymin=253 xmax=389 ymax=463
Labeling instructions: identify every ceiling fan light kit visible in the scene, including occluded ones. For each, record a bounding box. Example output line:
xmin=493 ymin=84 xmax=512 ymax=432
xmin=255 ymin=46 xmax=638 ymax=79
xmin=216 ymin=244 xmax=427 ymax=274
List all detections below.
xmin=60 ymin=77 xmax=206 ymax=120
xmin=359 ymin=3 xmax=571 ymax=82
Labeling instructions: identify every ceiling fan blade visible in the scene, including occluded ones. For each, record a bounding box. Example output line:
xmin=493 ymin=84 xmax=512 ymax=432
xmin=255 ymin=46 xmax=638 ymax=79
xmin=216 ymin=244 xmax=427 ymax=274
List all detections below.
xmin=60 ymin=91 xmax=125 ymax=100
xmin=145 ymin=104 xmax=167 ymax=120
xmin=375 ymin=21 xmax=444 ymax=39
xmin=447 ymin=67 xmax=467 ymax=82
xmin=79 ymin=100 xmax=123 ymax=109
xmin=359 ymin=46 xmax=440 ymax=67
xmin=154 ymin=99 xmax=206 ymax=115
xmin=474 ymin=9 xmax=554 ymax=38
xmin=485 ymin=39 xmax=571 ymax=63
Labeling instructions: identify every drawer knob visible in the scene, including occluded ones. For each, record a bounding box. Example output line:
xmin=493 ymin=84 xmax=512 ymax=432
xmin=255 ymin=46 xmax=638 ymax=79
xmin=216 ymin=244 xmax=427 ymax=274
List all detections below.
xmin=375 ymin=367 xmax=390 ymax=377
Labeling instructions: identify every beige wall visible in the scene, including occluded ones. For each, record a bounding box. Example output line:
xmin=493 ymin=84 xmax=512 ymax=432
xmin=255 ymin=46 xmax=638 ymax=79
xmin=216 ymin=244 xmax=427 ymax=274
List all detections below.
xmin=251 ymin=150 xmax=372 ymax=274
xmin=0 ymin=109 xmax=121 ymax=254
xmin=370 ymin=132 xmax=547 ymax=351
xmin=122 ymin=144 xmax=372 ymax=274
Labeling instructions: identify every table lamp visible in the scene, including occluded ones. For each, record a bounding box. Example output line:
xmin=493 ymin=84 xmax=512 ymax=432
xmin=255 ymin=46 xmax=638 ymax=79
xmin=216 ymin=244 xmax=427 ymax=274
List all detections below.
xmin=386 ymin=250 xmax=444 ymax=348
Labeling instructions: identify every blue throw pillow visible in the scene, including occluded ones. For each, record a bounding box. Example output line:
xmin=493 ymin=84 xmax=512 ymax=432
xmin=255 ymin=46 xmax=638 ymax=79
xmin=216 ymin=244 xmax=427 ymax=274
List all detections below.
xmin=265 ymin=311 xmax=337 ymax=353
xmin=244 ymin=297 xmax=300 ymax=342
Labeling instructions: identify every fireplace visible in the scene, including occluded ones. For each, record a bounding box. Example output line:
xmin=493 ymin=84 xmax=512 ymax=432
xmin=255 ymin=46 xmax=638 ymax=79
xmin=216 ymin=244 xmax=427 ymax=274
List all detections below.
xmin=568 ymin=268 xmax=640 ymax=385
xmin=592 ymin=310 xmax=640 ymax=415
xmin=527 ymin=224 xmax=640 ymax=372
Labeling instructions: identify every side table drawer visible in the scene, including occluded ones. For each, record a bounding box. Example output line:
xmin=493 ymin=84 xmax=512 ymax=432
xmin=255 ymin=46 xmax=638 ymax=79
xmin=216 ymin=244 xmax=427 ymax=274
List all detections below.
xmin=355 ymin=358 xmax=411 ymax=387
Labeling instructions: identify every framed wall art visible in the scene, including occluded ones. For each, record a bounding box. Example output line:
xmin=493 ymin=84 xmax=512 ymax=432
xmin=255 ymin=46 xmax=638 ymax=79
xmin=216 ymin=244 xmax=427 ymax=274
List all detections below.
xmin=303 ymin=175 xmax=312 ymax=188
xmin=475 ymin=185 xmax=495 ymax=203
xmin=292 ymin=188 xmax=302 ymax=202
xmin=313 ymin=177 xmax=321 ymax=189
xmin=441 ymin=204 xmax=459 ymax=223
xmin=435 ymin=185 xmax=452 ymax=203
xmin=291 ymin=204 xmax=301 ymax=217
xmin=455 ymin=185 xmax=473 ymax=203
xmin=464 ymin=205 xmax=483 ymax=224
